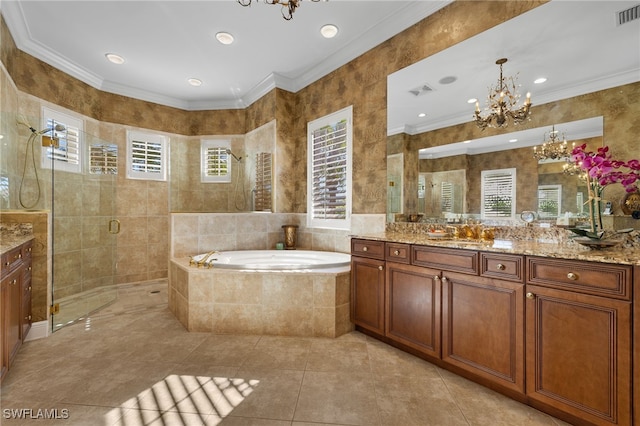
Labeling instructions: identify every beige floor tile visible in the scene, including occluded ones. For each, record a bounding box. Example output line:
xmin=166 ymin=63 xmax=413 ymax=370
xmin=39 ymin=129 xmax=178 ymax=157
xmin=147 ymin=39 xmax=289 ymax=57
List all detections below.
xmin=228 ymin=368 xmax=304 ymax=421
xmin=240 ymin=336 xmax=312 ymax=370
xmin=438 ymin=368 xmax=558 ymax=426
xmin=1 ymin=280 xmax=572 ymax=426
xmin=293 ymin=370 xmax=380 ymax=425
xmin=374 ymin=372 xmax=468 ymax=426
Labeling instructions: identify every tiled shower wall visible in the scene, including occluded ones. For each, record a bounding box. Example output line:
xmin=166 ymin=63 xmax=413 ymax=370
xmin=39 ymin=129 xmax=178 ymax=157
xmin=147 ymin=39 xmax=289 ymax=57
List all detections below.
xmin=171 ymin=213 xmax=386 ymax=258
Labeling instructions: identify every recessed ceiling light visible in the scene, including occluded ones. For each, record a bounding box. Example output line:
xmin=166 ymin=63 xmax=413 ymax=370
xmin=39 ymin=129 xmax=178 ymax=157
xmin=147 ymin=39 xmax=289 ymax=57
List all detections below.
xmin=105 ymin=53 xmax=125 ymax=65
xmin=509 ymin=138 xmax=518 ymax=143
xmin=320 ymin=24 xmax=339 ymax=39
xmin=534 ymin=77 xmax=547 ymax=84
xmin=216 ymin=32 xmax=234 ymax=45
xmin=418 ymin=113 xmax=426 ymax=118
xmin=463 ymin=140 xmax=471 ymax=144
xmin=188 ymin=78 xmax=202 ymax=87
xmin=467 ymin=98 xmax=477 ymax=104
xmin=439 ymin=75 xmax=457 ymax=85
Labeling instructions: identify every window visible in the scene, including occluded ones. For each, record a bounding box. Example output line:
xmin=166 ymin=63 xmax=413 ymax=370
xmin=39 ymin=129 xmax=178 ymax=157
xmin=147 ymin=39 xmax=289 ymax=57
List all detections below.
xmin=254 ymin=152 xmax=272 ymax=211
xmin=201 ymin=140 xmax=231 ymax=183
xmin=89 ymin=144 xmax=118 ymax=175
xmin=481 ymin=168 xmax=516 ymax=219
xmin=538 ymin=185 xmax=562 ymax=218
xmin=307 ymin=106 xmax=352 ymax=230
xmin=126 ymin=131 xmax=168 ymax=181
xmin=41 ymin=107 xmax=83 ymax=173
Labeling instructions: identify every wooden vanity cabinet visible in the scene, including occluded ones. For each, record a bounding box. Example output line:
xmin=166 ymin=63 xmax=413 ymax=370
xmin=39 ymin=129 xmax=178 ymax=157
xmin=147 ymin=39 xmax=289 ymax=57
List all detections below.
xmin=385 ymin=261 xmax=441 ymax=358
xmin=441 ymin=252 xmax=525 ymax=394
xmin=0 ymin=239 xmax=33 ymax=384
xmin=526 ymin=257 xmax=632 ymax=426
xmin=350 ymin=239 xmax=385 ymax=335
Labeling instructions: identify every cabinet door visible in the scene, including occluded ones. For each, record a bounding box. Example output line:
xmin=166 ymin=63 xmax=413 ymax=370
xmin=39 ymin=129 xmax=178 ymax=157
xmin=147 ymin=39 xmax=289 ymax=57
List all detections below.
xmin=442 ymin=271 xmax=525 ymax=394
xmin=526 ymin=285 xmax=631 ymax=426
xmin=385 ymin=262 xmax=440 ymax=358
xmin=0 ymin=278 xmax=7 ymax=382
xmin=4 ymin=269 xmax=21 ymax=368
xmin=351 ymin=256 xmax=385 ymax=335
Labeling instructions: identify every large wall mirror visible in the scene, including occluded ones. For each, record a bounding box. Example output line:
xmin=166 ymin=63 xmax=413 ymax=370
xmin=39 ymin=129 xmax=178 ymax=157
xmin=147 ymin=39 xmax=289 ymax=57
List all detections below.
xmin=386 ymin=1 xmax=638 ymax=223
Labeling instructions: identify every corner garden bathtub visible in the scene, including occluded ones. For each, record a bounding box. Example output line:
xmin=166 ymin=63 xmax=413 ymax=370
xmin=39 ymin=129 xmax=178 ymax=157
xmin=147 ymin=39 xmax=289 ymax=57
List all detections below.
xmin=169 ymin=250 xmax=353 ymax=338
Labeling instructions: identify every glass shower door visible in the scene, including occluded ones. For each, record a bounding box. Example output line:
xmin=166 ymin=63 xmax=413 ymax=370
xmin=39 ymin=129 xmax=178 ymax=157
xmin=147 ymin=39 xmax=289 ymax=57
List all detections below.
xmin=50 ymin=129 xmax=119 ymax=331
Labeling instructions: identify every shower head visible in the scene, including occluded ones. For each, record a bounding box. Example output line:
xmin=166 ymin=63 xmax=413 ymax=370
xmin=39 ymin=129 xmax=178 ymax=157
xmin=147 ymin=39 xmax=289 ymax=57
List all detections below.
xmin=225 ymin=149 xmax=242 ymax=162
xmin=37 ymin=124 xmax=66 ymax=135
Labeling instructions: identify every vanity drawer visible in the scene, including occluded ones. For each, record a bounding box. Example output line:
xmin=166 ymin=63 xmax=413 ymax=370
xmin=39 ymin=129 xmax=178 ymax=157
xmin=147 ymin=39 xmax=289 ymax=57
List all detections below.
xmin=527 ymin=257 xmax=632 ymax=300
xmin=1 ymin=246 xmax=23 ymax=278
xmin=412 ymin=245 xmax=478 ymax=275
xmin=351 ymin=239 xmax=385 ymax=260
xmin=385 ymin=243 xmax=410 ymax=264
xmin=480 ymin=252 xmax=524 ymax=282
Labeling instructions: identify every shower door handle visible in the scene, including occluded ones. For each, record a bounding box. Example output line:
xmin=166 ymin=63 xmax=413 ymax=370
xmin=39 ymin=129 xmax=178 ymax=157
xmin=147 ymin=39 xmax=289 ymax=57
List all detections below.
xmin=109 ymin=219 xmax=121 ymax=234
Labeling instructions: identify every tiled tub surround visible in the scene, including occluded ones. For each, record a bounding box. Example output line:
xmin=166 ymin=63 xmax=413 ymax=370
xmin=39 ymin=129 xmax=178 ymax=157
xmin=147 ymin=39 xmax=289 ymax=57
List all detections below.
xmin=169 ymin=257 xmax=352 ymax=337
xmin=169 ymin=213 xmax=384 ymax=337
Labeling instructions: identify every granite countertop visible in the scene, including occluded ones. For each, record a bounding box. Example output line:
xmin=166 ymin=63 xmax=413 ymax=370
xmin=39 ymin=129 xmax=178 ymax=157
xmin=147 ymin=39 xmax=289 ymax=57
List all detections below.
xmin=352 ymin=232 xmax=640 ymax=266
xmin=0 ymin=234 xmax=34 ymax=255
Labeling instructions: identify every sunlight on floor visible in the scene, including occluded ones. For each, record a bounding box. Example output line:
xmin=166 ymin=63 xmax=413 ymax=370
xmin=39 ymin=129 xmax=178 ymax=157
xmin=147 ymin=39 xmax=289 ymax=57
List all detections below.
xmin=105 ymin=375 xmax=259 ymax=425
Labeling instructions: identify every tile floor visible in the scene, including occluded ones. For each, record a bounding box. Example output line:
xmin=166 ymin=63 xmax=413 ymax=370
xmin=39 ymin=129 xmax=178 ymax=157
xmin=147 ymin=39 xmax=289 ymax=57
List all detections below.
xmin=1 ymin=280 xmax=571 ymax=426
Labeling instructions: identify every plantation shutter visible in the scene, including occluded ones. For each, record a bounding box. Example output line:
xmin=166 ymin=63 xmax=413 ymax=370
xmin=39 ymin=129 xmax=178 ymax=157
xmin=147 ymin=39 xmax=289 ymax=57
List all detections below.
xmin=441 ymin=182 xmax=453 ymax=213
xmin=89 ymin=144 xmax=117 ymax=175
xmin=481 ymin=168 xmax=516 ymax=218
xmin=131 ymin=140 xmax=162 ymax=174
xmin=45 ymin=119 xmax=80 ymax=166
xmin=311 ymin=119 xmax=348 ymax=220
xmin=205 ymin=147 xmax=229 ymax=178
xmin=254 ymin=152 xmax=272 ymax=211
xmin=126 ymin=131 xmax=167 ymax=181
xmin=538 ymin=185 xmax=562 ymax=218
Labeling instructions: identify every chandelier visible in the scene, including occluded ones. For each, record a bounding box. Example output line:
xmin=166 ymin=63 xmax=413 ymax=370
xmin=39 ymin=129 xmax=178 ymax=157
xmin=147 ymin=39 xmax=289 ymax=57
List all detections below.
xmin=237 ymin=0 xmax=321 ymax=20
xmin=473 ymin=58 xmax=532 ymax=130
xmin=533 ymin=125 xmax=572 ymax=161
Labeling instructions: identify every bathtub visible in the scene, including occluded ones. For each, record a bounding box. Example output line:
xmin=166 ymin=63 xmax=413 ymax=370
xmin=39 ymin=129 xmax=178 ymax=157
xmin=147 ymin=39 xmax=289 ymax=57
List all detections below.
xmin=191 ymin=250 xmax=351 ymax=270
xmin=169 ymin=249 xmax=353 ymax=337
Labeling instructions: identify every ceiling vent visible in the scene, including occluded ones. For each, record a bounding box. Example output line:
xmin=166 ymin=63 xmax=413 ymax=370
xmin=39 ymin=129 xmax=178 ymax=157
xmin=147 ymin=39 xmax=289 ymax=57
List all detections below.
xmin=409 ymin=84 xmax=434 ymax=97
xmin=617 ymin=4 xmax=639 ymax=25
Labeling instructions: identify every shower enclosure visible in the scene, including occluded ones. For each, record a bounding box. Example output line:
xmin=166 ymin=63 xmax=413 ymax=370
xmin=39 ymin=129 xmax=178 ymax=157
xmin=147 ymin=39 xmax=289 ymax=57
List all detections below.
xmin=2 ymin=112 xmax=119 ymax=332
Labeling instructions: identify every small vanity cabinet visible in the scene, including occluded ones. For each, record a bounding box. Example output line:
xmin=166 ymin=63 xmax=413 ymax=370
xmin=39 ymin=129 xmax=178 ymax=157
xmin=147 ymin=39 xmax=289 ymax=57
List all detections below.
xmin=1 ymin=238 xmax=34 ymax=383
xmin=525 ymin=257 xmax=632 ymax=426
xmin=350 ymin=237 xmax=636 ymax=426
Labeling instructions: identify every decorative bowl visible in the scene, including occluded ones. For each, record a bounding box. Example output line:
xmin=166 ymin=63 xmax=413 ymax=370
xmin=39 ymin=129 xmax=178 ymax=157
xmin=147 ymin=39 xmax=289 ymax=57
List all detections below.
xmin=573 ymin=237 xmax=620 ymax=250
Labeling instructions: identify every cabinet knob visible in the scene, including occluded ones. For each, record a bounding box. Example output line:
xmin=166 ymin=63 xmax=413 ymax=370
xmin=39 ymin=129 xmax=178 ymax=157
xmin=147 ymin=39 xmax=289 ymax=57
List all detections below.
xmin=4 ymin=261 xmax=9 ymax=267
xmin=496 ymin=263 xmax=506 ymax=271
xmin=11 ymin=279 xmax=17 ymax=285
xmin=18 ymin=253 xmax=22 ymax=259
xmin=25 ymin=315 xmax=31 ymax=321
xmin=362 ymin=246 xmax=368 ymax=252
xmin=526 ymin=292 xmax=535 ymax=299
xmin=433 ymin=275 xmax=441 ymax=281
xmin=441 ymin=276 xmax=448 ymax=283
xmin=378 ymin=265 xmax=383 ymax=271
xmin=567 ymin=272 xmax=578 ymax=281
xmin=393 ymin=250 xmax=400 ymax=256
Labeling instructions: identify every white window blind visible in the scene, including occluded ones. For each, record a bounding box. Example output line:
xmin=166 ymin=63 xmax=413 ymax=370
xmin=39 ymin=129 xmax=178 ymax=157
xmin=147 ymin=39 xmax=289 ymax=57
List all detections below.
xmin=481 ymin=168 xmax=516 ymax=219
xmin=126 ymin=131 xmax=168 ymax=181
xmin=201 ymin=140 xmax=231 ymax=183
xmin=307 ymin=106 xmax=352 ymax=230
xmin=441 ymin=182 xmax=453 ymax=213
xmin=538 ymin=185 xmax=562 ymax=218
xmin=89 ymin=144 xmax=117 ymax=175
xmin=254 ymin=152 xmax=272 ymax=211
xmin=41 ymin=107 xmax=83 ymax=174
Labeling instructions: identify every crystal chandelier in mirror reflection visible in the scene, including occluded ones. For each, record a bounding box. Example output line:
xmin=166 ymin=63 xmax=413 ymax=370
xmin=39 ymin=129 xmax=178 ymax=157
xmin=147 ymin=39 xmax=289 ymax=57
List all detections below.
xmin=533 ymin=125 xmax=573 ymax=161
xmin=237 ymin=0 xmax=322 ymax=20
xmin=473 ymin=58 xmax=532 ymax=130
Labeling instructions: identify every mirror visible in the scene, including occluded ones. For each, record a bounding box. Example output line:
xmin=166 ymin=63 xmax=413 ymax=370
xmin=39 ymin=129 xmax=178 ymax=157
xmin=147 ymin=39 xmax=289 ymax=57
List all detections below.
xmin=385 ymin=0 xmax=636 ymax=223
xmin=406 ymin=117 xmax=603 ymax=222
